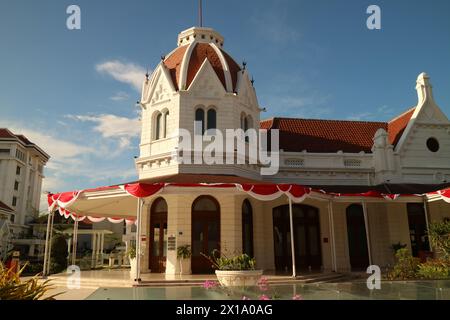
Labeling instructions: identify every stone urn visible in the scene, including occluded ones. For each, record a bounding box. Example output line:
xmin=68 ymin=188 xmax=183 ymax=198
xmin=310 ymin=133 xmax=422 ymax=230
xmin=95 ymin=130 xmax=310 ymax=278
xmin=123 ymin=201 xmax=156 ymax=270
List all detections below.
xmin=215 ymin=270 xmax=263 ymax=287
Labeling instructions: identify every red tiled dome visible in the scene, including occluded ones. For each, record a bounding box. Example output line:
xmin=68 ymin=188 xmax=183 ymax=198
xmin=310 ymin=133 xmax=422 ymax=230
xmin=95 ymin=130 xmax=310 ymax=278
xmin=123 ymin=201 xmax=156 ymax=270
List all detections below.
xmin=163 ymin=42 xmax=241 ymax=92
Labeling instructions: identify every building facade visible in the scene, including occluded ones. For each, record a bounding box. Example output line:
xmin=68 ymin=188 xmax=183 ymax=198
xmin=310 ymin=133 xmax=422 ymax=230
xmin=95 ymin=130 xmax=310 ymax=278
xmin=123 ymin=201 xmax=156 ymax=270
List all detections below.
xmin=0 ymin=129 xmax=49 ymax=258
xmin=131 ymin=26 xmax=450 ymax=275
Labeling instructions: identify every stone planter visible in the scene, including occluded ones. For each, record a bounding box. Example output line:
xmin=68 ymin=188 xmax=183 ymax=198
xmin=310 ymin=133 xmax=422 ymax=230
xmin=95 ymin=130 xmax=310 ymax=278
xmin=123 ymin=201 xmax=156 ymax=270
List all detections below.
xmin=215 ymin=270 xmax=263 ymax=287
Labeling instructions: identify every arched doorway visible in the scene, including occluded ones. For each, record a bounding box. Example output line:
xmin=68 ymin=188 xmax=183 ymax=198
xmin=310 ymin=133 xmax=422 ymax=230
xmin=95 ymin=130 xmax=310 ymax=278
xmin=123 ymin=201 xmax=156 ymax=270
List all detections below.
xmin=191 ymin=196 xmax=220 ymax=274
xmin=149 ymin=197 xmax=168 ymax=273
xmin=272 ymin=204 xmax=322 ymax=272
xmin=346 ymin=204 xmax=369 ymax=270
xmin=242 ymin=199 xmax=254 ymax=257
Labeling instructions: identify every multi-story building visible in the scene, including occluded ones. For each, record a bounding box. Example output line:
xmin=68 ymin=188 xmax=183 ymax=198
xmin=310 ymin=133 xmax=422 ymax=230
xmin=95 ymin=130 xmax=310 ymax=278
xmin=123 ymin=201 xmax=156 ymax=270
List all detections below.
xmin=0 ymin=129 xmax=49 ymax=258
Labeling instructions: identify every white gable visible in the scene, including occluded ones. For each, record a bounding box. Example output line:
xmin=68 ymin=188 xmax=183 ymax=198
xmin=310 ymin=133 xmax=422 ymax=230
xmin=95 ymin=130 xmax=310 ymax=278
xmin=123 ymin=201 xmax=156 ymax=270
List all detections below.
xmin=188 ymin=58 xmax=226 ymax=98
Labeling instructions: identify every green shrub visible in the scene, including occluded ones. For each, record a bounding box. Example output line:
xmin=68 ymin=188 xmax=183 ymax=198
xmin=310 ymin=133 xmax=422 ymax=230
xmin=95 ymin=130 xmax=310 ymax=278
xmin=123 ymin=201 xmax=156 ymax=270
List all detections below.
xmin=0 ymin=262 xmax=61 ymax=300
xmin=50 ymin=234 xmax=68 ymax=274
xmin=417 ymin=259 xmax=450 ymax=279
xmin=387 ymin=248 xmax=420 ymax=280
xmin=428 ymin=221 xmax=450 ymax=260
xmin=22 ymin=262 xmax=43 ymax=276
xmin=201 ymin=250 xmax=256 ymax=271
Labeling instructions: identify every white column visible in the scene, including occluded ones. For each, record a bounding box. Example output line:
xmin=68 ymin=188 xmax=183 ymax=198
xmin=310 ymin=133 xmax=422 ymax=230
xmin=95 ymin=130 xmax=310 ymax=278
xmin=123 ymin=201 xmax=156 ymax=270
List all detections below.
xmin=100 ymin=233 xmax=104 ymax=266
xmin=71 ymin=219 xmax=79 ymax=266
xmin=42 ymin=212 xmax=53 ymax=277
xmin=423 ymin=196 xmax=433 ymax=252
xmin=91 ymin=233 xmax=97 ymax=269
xmin=328 ymin=200 xmax=337 ymax=272
xmin=67 ymin=238 xmax=72 ymax=263
xmin=135 ymin=198 xmax=143 ymax=282
xmin=288 ymin=197 xmax=296 ymax=278
xmin=362 ymin=202 xmax=373 ymax=266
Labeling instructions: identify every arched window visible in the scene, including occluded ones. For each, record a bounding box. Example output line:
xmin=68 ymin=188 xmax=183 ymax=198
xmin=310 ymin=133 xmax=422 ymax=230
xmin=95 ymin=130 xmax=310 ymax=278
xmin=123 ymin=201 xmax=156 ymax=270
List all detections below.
xmin=155 ymin=113 xmax=162 ymax=140
xmin=207 ymin=109 xmax=217 ymax=131
xmin=242 ymin=199 xmax=254 ymax=257
xmin=246 ymin=115 xmax=253 ymax=130
xmin=195 ymin=108 xmax=205 ymax=135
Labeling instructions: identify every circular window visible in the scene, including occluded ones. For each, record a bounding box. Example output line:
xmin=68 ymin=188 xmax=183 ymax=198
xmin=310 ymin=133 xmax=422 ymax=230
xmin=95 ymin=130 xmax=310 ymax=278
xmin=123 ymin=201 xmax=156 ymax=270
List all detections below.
xmin=426 ymin=137 xmax=439 ymax=152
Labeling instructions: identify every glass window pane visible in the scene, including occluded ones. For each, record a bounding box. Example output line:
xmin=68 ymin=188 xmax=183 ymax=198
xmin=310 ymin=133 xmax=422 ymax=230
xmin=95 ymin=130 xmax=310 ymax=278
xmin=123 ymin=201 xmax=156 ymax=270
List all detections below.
xmin=153 ymin=198 xmax=167 ymax=213
xmin=163 ymin=223 xmax=168 ymax=256
xmin=195 ymin=108 xmax=205 ymax=134
xmin=207 ymin=109 xmax=216 ymax=130
xmin=207 ymin=221 xmax=219 ymax=254
xmin=152 ymin=223 xmax=160 ymax=256
xmin=193 ymin=197 xmax=217 ymax=211
xmin=192 ymin=221 xmax=204 ymax=255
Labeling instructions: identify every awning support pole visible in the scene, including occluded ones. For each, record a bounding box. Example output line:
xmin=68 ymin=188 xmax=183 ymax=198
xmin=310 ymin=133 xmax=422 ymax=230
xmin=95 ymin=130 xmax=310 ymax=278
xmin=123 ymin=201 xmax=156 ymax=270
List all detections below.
xmin=45 ymin=211 xmax=55 ymax=275
xmin=91 ymin=233 xmax=97 ymax=269
xmin=288 ymin=196 xmax=297 ymax=278
xmin=135 ymin=198 xmax=143 ymax=282
xmin=362 ymin=201 xmax=373 ymax=266
xmin=71 ymin=219 xmax=79 ymax=266
xmin=328 ymin=200 xmax=337 ymax=272
xmin=42 ymin=211 xmax=53 ymax=278
xmin=422 ymin=196 xmax=433 ymax=252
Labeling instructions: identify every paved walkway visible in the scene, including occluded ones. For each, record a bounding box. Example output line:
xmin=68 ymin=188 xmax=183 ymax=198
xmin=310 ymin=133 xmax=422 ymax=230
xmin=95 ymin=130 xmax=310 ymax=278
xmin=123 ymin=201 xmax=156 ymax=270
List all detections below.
xmin=38 ymin=268 xmax=349 ymax=299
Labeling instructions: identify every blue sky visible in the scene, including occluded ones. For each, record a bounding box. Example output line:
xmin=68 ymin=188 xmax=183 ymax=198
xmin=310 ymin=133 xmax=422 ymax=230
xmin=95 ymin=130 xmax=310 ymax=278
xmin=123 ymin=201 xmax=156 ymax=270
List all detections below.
xmin=0 ymin=0 xmax=449 ymax=209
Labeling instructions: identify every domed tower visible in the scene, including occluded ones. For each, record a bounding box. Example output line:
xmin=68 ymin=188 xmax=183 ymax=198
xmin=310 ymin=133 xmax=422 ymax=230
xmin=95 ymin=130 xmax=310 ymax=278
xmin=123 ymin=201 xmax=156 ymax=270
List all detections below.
xmin=136 ymin=27 xmax=261 ymax=180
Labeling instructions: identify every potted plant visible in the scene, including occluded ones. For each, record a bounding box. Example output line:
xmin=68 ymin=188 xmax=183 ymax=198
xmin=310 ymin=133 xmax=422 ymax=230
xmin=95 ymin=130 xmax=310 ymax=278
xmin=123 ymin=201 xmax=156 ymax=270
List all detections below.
xmin=126 ymin=244 xmax=137 ymax=280
xmin=201 ymin=250 xmax=263 ymax=287
xmin=176 ymin=245 xmax=192 ymax=275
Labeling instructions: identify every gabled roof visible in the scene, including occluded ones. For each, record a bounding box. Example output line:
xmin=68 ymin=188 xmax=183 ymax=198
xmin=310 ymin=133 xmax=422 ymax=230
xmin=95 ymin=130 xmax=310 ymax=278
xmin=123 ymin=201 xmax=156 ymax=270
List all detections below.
xmin=0 ymin=201 xmax=14 ymax=213
xmin=387 ymin=107 xmax=415 ymax=146
xmin=261 ymin=108 xmax=416 ymax=153
xmin=0 ymin=128 xmax=50 ymax=160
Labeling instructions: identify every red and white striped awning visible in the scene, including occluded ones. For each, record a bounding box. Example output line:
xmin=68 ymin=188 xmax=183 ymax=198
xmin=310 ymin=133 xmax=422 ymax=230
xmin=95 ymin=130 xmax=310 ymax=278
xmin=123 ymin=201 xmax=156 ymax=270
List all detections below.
xmin=47 ymin=182 xmax=450 ymax=222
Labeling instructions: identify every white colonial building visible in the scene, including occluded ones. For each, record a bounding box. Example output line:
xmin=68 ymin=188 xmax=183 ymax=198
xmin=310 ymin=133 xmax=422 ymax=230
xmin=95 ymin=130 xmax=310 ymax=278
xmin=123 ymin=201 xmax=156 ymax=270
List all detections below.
xmin=46 ymin=26 xmax=450 ymax=278
xmin=129 ymin=26 xmax=450 ymax=274
xmin=0 ymin=129 xmax=49 ymax=259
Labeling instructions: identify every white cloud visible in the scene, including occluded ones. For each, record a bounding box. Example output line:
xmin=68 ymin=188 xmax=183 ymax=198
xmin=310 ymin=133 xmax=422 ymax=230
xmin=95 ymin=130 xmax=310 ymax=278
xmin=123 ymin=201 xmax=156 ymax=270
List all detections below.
xmin=66 ymin=114 xmax=140 ymax=151
xmin=1 ymin=118 xmax=138 ymax=212
xmin=96 ymin=60 xmax=147 ymax=91
xmin=110 ymin=91 xmax=130 ymax=101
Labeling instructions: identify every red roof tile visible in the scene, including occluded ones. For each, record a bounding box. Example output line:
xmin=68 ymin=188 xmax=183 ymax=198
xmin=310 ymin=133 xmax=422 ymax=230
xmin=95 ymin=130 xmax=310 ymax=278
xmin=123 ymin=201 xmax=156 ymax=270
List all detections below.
xmin=163 ymin=43 xmax=241 ymax=92
xmin=261 ymin=118 xmax=388 ymax=153
xmin=388 ymin=107 xmax=415 ymax=145
xmin=0 ymin=201 xmax=13 ymax=212
xmin=0 ymin=128 xmax=16 ymax=139
xmin=163 ymin=45 xmax=188 ymax=91
xmin=261 ymin=107 xmax=416 ymax=153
